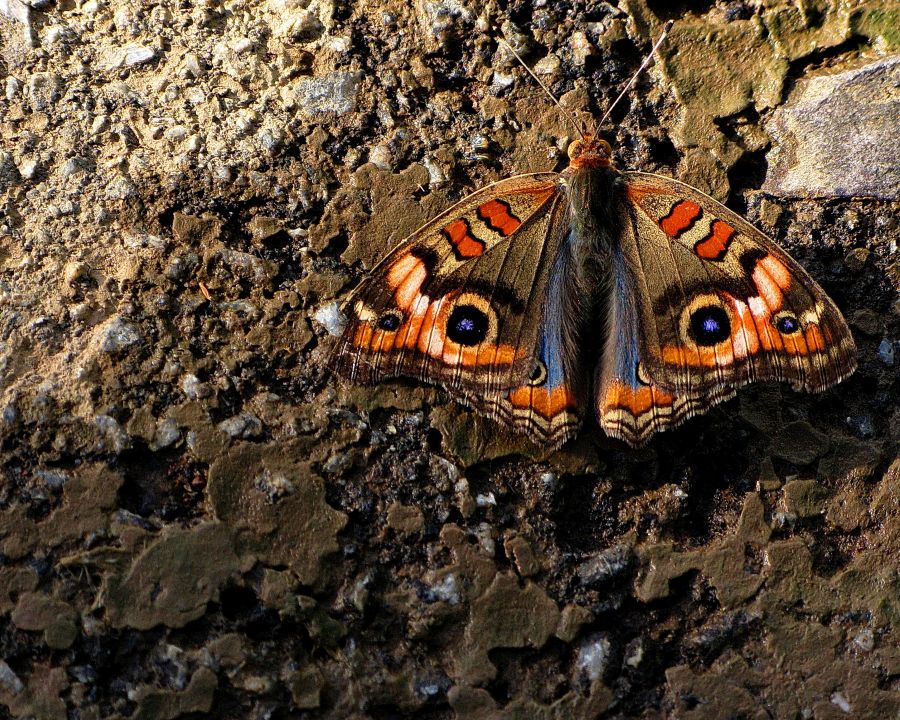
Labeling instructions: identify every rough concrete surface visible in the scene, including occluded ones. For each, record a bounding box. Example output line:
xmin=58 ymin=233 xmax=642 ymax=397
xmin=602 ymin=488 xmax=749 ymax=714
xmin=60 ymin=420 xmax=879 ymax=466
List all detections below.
xmin=1 ymin=0 xmax=898 ymax=718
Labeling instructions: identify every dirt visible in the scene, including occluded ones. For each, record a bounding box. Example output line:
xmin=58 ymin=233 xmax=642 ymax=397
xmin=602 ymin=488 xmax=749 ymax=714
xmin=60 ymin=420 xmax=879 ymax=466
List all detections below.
xmin=1 ymin=0 xmax=898 ymax=718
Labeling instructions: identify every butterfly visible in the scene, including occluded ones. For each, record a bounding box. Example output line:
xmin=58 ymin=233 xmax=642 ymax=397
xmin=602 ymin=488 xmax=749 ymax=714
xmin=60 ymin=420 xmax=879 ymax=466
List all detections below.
xmin=328 ymin=38 xmax=857 ymax=450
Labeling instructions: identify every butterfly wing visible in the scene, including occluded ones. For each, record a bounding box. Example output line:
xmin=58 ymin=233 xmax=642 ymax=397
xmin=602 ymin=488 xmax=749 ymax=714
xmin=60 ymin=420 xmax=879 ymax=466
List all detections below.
xmin=332 ymin=173 xmax=585 ymax=444
xmin=596 ymin=172 xmax=856 ymax=446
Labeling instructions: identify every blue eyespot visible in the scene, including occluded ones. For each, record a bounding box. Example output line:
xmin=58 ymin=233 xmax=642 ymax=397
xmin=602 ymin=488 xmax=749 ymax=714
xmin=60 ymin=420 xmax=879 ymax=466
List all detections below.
xmin=377 ymin=312 xmax=402 ymax=331
xmin=689 ymin=306 xmax=731 ymax=346
xmin=775 ymin=313 xmax=799 ymax=334
xmin=446 ymin=305 xmax=489 ymax=346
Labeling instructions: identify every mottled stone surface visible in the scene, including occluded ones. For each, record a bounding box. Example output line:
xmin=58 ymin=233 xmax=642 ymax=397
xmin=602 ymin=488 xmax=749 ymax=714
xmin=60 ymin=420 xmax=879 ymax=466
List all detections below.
xmin=0 ymin=0 xmax=897 ymax=717
xmin=764 ymin=56 xmax=900 ymax=199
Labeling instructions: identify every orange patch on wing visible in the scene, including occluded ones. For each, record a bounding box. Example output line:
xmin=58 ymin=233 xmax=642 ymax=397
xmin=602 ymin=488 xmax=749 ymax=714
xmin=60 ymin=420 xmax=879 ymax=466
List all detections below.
xmin=759 ymin=254 xmax=792 ymax=289
xmin=662 ymin=339 xmax=740 ymax=367
xmin=442 ymin=218 xmax=485 ymax=259
xmin=804 ymin=324 xmax=825 ymax=352
xmin=477 ymin=199 xmax=521 ymax=236
xmin=508 ymin=385 xmax=578 ymax=418
xmin=387 ymin=254 xmax=429 ymax=311
xmin=353 ymin=261 xmax=524 ymax=368
xmin=694 ymin=220 xmax=735 ymax=260
xmin=602 ymin=381 xmax=675 ymax=416
xmin=452 ymin=344 xmax=520 ymax=367
xmin=660 ymin=200 xmax=702 ymax=238
xmin=745 ymin=298 xmax=783 ymax=353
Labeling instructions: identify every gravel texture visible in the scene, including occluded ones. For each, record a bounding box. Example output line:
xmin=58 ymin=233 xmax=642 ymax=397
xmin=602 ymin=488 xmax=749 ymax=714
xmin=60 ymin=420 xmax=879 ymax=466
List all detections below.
xmin=1 ymin=1 xmax=898 ymax=718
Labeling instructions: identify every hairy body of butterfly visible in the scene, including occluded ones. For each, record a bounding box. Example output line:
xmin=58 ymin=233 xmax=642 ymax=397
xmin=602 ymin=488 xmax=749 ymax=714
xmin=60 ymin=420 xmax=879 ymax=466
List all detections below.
xmin=330 ymin=136 xmax=856 ymax=449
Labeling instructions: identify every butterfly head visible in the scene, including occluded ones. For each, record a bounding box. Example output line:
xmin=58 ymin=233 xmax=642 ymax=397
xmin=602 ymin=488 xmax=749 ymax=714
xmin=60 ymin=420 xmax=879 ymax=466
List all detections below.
xmin=567 ymin=135 xmax=613 ymax=169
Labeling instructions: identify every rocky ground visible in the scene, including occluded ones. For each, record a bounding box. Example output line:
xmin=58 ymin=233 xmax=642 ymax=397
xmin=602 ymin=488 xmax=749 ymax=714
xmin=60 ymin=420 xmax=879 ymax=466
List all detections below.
xmin=0 ymin=0 xmax=898 ymax=718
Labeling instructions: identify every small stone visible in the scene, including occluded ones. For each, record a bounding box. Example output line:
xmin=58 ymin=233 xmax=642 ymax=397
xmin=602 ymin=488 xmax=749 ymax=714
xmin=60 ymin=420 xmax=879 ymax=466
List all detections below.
xmin=490 ymin=70 xmax=515 ymax=91
xmin=165 ymin=252 xmax=199 ymax=283
xmin=387 ymin=502 xmax=425 ymax=535
xmin=0 ymin=0 xmax=34 ymax=47
xmin=122 ymin=44 xmax=157 ymax=66
xmin=98 ymin=317 xmax=142 ymax=353
xmin=475 ymin=492 xmax=496 ymax=507
xmin=782 ymin=479 xmax=826 ymax=518
xmin=60 ymin=156 xmax=89 ymax=177
xmin=422 ymin=155 xmax=447 ymax=188
xmin=555 ymin=604 xmax=593 ymax=643
xmin=577 ymin=544 xmax=634 ymax=586
xmin=830 ymin=691 xmax=852 ymax=713
xmin=849 ymin=308 xmax=883 ymax=336
xmin=624 ymin=638 xmax=645 ymax=668
xmin=247 ymin=215 xmax=283 ymax=243
xmin=124 ymin=231 xmax=167 ymax=252
xmin=62 ymin=260 xmax=89 ymax=288
xmin=570 ymin=31 xmax=595 ymax=65
xmin=313 ymin=302 xmax=346 ymax=337
xmin=5 ymin=76 xmax=21 ymax=100
xmin=236 ymin=673 xmax=274 ymax=694
xmin=575 ymin=633 xmax=612 ymax=683
xmin=104 ymin=175 xmax=137 ymax=200
xmin=368 ymin=144 xmax=392 ymax=170
xmin=285 ymin=9 xmax=325 ymax=42
xmin=296 ymin=71 xmax=363 ymax=118
xmin=423 ymin=573 xmax=460 ymax=605
xmin=19 ymin=157 xmax=39 ymax=179
xmin=533 ymin=52 xmax=561 ymax=77
xmin=68 ymin=665 xmax=97 ymax=683
xmin=877 ymin=338 xmax=895 ymax=366
xmin=844 ymin=247 xmax=870 ymax=272
xmin=258 ymin=126 xmax=285 ymax=153
xmin=94 ymin=415 xmax=130 ymax=454
xmin=758 ymin=198 xmax=784 ymax=227
xmin=182 ymin=52 xmax=203 ymax=77
xmin=500 ymin=20 xmax=532 ymax=54
xmin=853 ymin=628 xmax=875 ymax=652
xmin=504 ymin=535 xmax=539 ymax=577
xmin=90 ymin=114 xmax=109 ymax=135
xmin=153 ymin=418 xmax=180 ymax=449
xmin=254 ymin=469 xmax=296 ymax=502
xmin=217 ymin=411 xmax=263 ymax=439
xmin=0 ymin=660 xmax=24 ymax=695
xmin=0 ymin=151 xmax=21 ymax=190
xmin=231 ymin=36 xmax=253 ymax=53
xmin=181 ymin=374 xmax=209 ymax=400
xmin=769 ymin=420 xmax=830 ymax=465
xmin=233 ymin=109 xmax=257 ymax=134
xmin=34 ymin=468 xmax=68 ymax=490
xmin=165 ymin=125 xmax=189 ymax=142
xmin=286 ymin=666 xmax=322 ymax=710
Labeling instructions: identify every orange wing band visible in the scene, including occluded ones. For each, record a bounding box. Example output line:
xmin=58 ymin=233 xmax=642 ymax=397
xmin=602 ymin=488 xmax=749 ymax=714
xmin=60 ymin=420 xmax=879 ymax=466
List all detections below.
xmin=477 ymin=199 xmax=521 ymax=236
xmin=660 ymin=200 xmax=702 ymax=238
xmin=441 ymin=218 xmax=485 ymax=259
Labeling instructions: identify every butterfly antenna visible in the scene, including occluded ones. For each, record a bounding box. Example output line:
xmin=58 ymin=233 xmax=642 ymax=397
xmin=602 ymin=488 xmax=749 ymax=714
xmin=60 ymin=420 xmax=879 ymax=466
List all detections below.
xmin=499 ymin=38 xmax=586 ymax=141
xmin=595 ymin=20 xmax=674 ymax=131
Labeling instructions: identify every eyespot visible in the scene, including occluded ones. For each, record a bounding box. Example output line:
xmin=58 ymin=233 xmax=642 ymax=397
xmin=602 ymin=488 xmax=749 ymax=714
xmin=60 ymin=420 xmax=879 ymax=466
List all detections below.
xmin=446 ymin=304 xmax=489 ymax=346
xmin=689 ymin=305 xmax=731 ymax=346
xmin=636 ymin=362 xmax=652 ymax=387
xmin=377 ymin=310 xmax=403 ymax=331
xmin=528 ymin=360 xmax=548 ymax=386
xmin=773 ymin=311 xmax=800 ymax=334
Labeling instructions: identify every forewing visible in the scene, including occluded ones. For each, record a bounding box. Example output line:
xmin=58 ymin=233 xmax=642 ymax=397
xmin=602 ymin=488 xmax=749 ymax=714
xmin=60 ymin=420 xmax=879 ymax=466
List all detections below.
xmin=620 ymin=172 xmax=857 ymax=397
xmin=331 ymin=173 xmax=567 ymax=395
